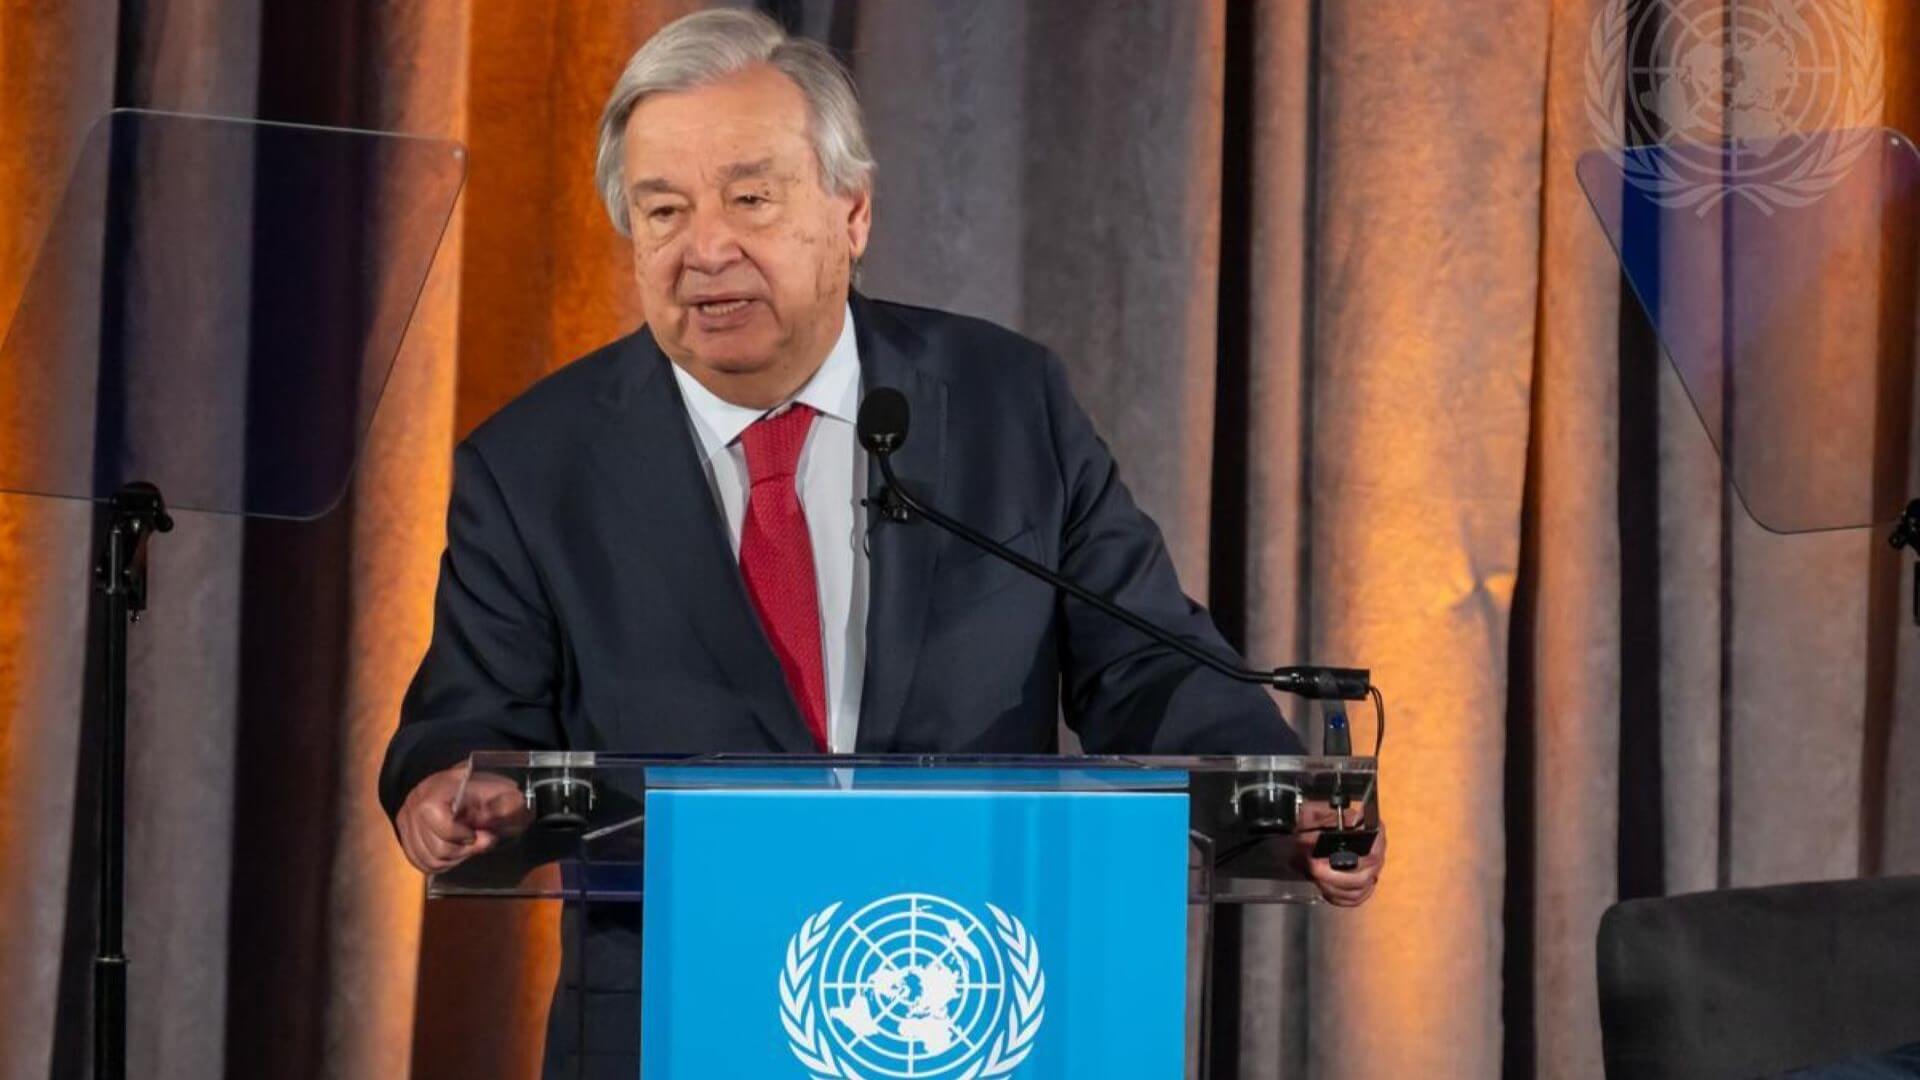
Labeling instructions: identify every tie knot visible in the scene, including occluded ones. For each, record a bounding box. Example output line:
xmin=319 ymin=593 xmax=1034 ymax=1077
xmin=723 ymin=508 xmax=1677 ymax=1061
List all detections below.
xmin=739 ymin=403 xmax=816 ymax=484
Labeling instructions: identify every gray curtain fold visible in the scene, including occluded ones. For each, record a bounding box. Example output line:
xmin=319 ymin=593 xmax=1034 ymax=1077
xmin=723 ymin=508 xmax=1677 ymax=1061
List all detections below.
xmin=115 ymin=7 xmax=262 ymax=1076
xmin=862 ymin=0 xmax=1227 ymax=579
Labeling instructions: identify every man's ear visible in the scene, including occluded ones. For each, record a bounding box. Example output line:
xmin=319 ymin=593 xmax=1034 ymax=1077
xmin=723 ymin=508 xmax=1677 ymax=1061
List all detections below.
xmin=844 ymin=186 xmax=873 ymax=261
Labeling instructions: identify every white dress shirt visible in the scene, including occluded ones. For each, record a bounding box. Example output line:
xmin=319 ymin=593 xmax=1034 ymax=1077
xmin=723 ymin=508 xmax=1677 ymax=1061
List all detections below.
xmin=669 ymin=307 xmax=869 ymax=752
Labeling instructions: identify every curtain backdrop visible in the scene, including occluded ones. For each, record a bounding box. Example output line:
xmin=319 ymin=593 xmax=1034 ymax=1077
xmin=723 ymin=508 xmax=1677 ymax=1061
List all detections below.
xmin=1 ymin=1 xmax=1915 ymax=1078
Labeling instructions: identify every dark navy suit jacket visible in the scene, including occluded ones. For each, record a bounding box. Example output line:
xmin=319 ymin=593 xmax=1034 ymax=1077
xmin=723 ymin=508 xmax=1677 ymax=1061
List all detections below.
xmin=379 ymin=294 xmax=1300 ymax=1075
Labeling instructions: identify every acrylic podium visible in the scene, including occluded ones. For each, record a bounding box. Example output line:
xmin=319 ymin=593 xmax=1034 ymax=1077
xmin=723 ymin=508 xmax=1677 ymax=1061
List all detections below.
xmin=429 ymin=752 xmax=1379 ymax=1079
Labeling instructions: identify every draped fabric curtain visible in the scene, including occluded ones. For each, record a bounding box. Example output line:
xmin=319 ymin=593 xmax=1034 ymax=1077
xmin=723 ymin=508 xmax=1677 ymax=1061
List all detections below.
xmin=0 ymin=2 xmax=1914 ymax=1078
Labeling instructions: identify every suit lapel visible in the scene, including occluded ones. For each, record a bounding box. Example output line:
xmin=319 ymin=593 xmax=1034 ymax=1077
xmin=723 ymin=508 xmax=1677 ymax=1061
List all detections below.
xmin=852 ymin=296 xmax=948 ymax=752
xmin=585 ymin=331 xmax=818 ymax=752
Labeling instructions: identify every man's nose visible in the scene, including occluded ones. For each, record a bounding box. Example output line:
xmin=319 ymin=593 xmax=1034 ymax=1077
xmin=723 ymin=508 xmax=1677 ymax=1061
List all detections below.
xmin=681 ymin=202 xmax=743 ymax=275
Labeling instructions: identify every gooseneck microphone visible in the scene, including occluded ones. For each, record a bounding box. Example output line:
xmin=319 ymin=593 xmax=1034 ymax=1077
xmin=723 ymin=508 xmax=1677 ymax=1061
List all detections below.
xmin=856 ymin=387 xmax=1374 ymax=704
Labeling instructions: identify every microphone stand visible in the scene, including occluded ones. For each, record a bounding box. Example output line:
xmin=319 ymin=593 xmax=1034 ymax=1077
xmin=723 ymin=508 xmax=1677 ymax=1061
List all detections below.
xmin=92 ymin=481 xmax=172 ymax=1080
xmin=867 ymin=452 xmax=1373 ymax=704
xmin=868 ymin=449 xmax=1383 ymax=874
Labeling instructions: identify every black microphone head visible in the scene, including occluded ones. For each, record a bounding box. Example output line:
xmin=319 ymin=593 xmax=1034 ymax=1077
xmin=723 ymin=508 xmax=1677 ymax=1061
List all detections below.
xmin=858 ymin=387 xmax=910 ymax=456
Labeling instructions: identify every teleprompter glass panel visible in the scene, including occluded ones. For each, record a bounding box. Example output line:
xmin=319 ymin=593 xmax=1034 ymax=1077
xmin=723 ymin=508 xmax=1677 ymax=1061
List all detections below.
xmin=0 ymin=109 xmax=465 ymax=519
xmin=1576 ymin=128 xmax=1920 ymax=534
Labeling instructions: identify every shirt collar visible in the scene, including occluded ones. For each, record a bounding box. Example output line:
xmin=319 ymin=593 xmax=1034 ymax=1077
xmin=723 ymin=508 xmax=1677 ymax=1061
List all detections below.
xmin=670 ymin=303 xmax=860 ymax=464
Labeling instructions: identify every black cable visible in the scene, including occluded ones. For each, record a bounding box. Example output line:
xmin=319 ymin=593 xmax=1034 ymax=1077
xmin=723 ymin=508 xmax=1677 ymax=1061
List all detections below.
xmin=1368 ymin=685 xmax=1387 ymax=757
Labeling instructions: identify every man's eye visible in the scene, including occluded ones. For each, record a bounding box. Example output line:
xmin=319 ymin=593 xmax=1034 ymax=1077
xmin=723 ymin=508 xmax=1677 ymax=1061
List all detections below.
xmin=646 ymin=206 xmax=681 ymax=222
xmin=735 ymin=194 xmax=769 ymax=208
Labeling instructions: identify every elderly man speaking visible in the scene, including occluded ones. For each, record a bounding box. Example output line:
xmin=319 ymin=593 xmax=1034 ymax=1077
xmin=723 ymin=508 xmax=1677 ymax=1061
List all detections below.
xmin=380 ymin=8 xmax=1384 ymax=1075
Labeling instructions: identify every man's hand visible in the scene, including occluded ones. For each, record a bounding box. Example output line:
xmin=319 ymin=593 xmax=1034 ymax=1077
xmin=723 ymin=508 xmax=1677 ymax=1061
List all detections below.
xmin=395 ymin=764 xmax=532 ymax=874
xmin=1291 ymin=798 xmax=1387 ymax=908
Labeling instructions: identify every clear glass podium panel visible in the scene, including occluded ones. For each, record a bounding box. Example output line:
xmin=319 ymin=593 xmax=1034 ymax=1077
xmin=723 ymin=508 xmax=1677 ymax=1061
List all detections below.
xmin=0 ymin=108 xmax=466 ymax=519
xmin=429 ymin=752 xmax=1382 ymax=906
xmin=1575 ymin=129 xmax=1920 ymax=534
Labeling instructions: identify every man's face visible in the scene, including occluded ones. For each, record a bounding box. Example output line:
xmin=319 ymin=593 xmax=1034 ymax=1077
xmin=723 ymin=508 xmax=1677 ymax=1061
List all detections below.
xmin=621 ymin=65 xmax=871 ymax=400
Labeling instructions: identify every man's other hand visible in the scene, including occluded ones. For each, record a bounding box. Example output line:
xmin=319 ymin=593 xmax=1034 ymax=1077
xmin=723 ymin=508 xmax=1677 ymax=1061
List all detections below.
xmin=395 ymin=764 xmax=530 ymax=873
xmin=1292 ymin=798 xmax=1386 ymax=908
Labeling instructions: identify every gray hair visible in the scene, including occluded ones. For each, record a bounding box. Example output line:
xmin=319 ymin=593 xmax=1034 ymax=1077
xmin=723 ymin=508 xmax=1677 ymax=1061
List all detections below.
xmin=595 ymin=9 xmax=875 ymax=236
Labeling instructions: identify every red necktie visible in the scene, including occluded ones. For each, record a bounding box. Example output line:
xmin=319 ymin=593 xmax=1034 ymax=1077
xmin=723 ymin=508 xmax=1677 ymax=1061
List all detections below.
xmin=737 ymin=404 xmax=828 ymax=749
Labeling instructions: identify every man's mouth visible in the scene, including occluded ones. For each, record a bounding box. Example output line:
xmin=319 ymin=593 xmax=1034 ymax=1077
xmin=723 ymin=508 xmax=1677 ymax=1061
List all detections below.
xmin=692 ymin=298 xmax=752 ymax=316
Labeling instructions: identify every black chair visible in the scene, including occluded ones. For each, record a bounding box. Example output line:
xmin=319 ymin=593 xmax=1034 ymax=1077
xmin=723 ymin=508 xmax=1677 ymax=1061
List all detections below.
xmin=1597 ymin=875 xmax=1920 ymax=1079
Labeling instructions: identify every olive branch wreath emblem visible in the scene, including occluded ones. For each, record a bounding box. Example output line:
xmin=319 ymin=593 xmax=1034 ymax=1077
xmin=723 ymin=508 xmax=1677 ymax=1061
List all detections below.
xmin=1583 ymin=0 xmax=1884 ymax=216
xmin=779 ymin=901 xmax=1046 ymax=1080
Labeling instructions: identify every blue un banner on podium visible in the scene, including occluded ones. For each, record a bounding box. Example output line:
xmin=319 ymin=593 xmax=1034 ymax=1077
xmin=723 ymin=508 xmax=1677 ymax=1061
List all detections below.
xmin=640 ymin=782 xmax=1190 ymax=1078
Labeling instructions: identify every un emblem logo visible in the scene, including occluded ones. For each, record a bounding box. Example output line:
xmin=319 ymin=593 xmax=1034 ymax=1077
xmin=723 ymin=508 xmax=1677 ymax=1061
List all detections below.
xmin=779 ymin=894 xmax=1046 ymax=1079
xmin=1584 ymin=0 xmax=1884 ymax=215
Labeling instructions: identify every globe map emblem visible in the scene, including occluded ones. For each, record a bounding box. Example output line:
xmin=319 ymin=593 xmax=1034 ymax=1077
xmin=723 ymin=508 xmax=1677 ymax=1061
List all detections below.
xmin=1585 ymin=0 xmax=1884 ymax=213
xmin=1626 ymin=0 xmax=1859 ymax=149
xmin=815 ymin=894 xmax=1007 ymax=1077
